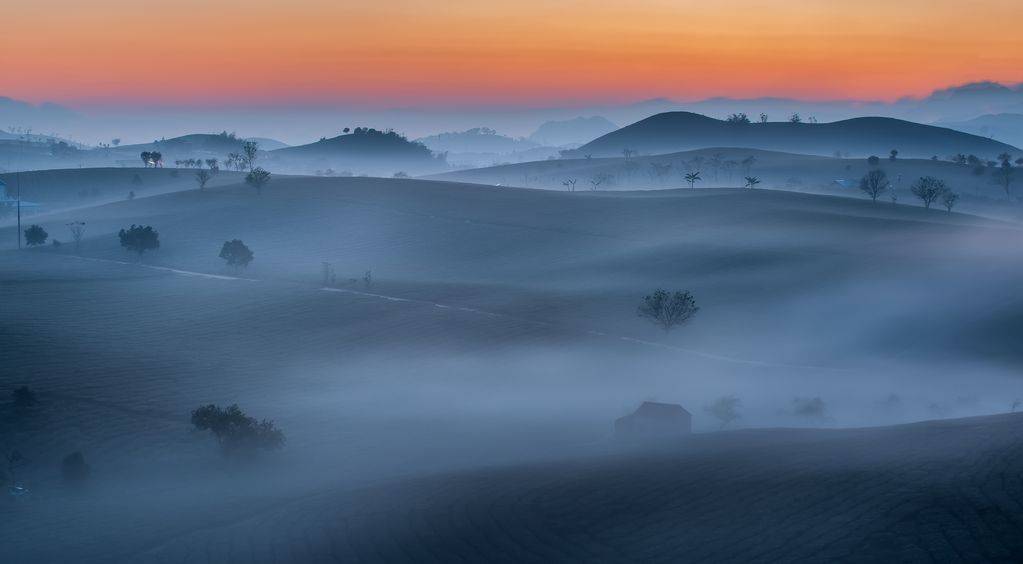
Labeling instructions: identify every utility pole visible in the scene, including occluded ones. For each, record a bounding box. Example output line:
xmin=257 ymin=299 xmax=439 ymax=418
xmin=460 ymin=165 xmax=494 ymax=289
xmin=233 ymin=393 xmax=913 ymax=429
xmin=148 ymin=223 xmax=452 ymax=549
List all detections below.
xmin=16 ymin=139 xmax=22 ymax=250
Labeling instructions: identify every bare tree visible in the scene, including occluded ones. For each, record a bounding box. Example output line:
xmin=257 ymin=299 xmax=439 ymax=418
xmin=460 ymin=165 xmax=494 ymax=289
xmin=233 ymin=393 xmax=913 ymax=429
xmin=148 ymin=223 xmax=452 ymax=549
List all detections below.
xmin=589 ymin=172 xmax=612 ymax=191
xmin=622 ymin=148 xmax=636 ymax=161
xmin=562 ymin=178 xmax=577 ymax=192
xmin=66 ymin=221 xmax=86 ymax=254
xmin=759 ymin=113 xmax=768 ymax=124
xmin=242 ymin=141 xmax=259 ymax=171
xmin=638 ymin=289 xmax=699 ymax=332
xmin=743 ymin=176 xmax=761 ymax=189
xmin=684 ymin=171 xmax=701 ymax=189
xmin=789 ymin=113 xmax=802 ymax=123
xmin=859 ymin=169 xmax=889 ymax=202
xmin=705 ymin=396 xmax=741 ymax=429
xmin=910 ymin=176 xmax=947 ymax=209
xmin=942 ymin=191 xmax=959 ymax=213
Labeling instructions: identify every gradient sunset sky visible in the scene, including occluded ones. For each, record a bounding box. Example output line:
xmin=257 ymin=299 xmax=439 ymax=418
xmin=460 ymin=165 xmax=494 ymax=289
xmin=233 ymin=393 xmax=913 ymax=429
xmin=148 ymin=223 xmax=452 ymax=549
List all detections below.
xmin=3 ymin=0 xmax=1022 ymax=109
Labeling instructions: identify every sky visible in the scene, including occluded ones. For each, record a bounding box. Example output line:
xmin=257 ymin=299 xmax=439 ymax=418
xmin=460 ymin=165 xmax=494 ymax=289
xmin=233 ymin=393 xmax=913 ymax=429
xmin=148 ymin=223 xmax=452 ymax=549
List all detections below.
xmin=3 ymin=0 xmax=1022 ymax=110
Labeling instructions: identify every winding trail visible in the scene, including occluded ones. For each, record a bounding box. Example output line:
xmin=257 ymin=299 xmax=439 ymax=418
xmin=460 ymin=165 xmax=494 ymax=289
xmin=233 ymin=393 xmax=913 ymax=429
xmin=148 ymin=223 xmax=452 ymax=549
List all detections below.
xmin=63 ymin=253 xmax=850 ymax=372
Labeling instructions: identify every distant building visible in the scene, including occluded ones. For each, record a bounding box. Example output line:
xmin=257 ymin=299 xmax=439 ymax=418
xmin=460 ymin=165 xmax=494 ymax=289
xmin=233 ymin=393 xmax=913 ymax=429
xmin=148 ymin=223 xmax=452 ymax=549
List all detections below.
xmin=614 ymin=401 xmax=692 ymax=440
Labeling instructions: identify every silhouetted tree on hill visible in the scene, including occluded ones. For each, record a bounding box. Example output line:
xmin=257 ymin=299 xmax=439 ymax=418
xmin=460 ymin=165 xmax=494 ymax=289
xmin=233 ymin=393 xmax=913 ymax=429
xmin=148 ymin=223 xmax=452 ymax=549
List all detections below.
xmin=911 ymin=176 xmax=947 ymax=209
xmin=562 ymin=178 xmax=577 ymax=192
xmin=195 ymin=169 xmax=211 ymax=190
xmin=140 ymin=151 xmax=152 ymax=167
xmin=24 ymin=224 xmax=47 ymax=246
xmin=859 ymin=169 xmax=889 ymax=202
xmin=684 ymin=171 xmax=701 ymax=189
xmin=743 ymin=176 xmax=761 ymax=189
xmin=638 ymin=289 xmax=699 ymax=332
xmin=726 ymin=113 xmax=751 ymax=125
xmin=242 ymin=141 xmax=259 ymax=170
xmin=66 ymin=221 xmax=86 ymax=254
xmin=118 ymin=224 xmax=159 ymax=261
xmin=889 ymin=149 xmax=899 ymax=161
xmin=190 ymin=404 xmax=285 ymax=456
xmin=942 ymin=191 xmax=959 ymax=213
xmin=246 ymin=167 xmax=271 ymax=195
xmin=219 ymin=239 xmax=254 ymax=269
xmin=706 ymin=396 xmax=741 ymax=429
xmin=867 ymin=155 xmax=881 ymax=166
xmin=789 ymin=113 xmax=802 ymax=123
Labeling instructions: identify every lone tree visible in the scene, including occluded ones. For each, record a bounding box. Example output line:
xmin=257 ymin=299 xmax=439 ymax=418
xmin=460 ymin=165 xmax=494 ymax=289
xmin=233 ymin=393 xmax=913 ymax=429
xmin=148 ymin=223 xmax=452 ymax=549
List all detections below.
xmin=140 ymin=151 xmax=152 ymax=167
xmin=242 ymin=140 xmax=259 ymax=170
xmin=195 ymin=169 xmax=211 ymax=190
xmin=190 ymin=404 xmax=285 ymax=456
xmin=889 ymin=149 xmax=899 ymax=161
xmin=246 ymin=167 xmax=271 ymax=195
xmin=118 ymin=224 xmax=160 ymax=261
xmin=743 ymin=176 xmax=760 ymax=189
xmin=859 ymin=169 xmax=890 ymax=202
xmin=684 ymin=171 xmax=702 ymax=189
xmin=942 ymin=191 xmax=959 ymax=213
xmin=910 ymin=176 xmax=947 ymax=209
xmin=219 ymin=239 xmax=254 ymax=269
xmin=638 ymin=289 xmax=699 ymax=332
xmin=66 ymin=221 xmax=86 ymax=253
xmin=867 ymin=155 xmax=881 ymax=166
xmin=706 ymin=395 xmax=741 ymax=429
xmin=561 ymin=178 xmax=577 ymax=192
xmin=24 ymin=224 xmax=48 ymax=246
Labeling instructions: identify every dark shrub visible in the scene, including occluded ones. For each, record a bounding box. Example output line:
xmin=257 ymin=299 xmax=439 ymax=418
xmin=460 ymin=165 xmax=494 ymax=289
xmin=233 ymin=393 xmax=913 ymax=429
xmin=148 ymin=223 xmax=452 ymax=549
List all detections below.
xmin=191 ymin=404 xmax=285 ymax=456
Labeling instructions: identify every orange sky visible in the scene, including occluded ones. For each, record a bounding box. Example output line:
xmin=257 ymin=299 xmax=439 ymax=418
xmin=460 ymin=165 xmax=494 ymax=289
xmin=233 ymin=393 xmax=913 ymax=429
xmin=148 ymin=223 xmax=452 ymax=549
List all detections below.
xmin=2 ymin=0 xmax=1021 ymax=107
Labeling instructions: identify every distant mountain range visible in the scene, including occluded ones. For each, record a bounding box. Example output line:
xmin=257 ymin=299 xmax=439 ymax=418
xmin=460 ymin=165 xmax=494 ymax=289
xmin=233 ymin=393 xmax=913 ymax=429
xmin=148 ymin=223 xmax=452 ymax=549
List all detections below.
xmin=527 ymin=117 xmax=618 ymax=147
xmin=570 ymin=112 xmax=1019 ymax=159
xmin=416 ymin=128 xmax=538 ymax=154
xmin=935 ymin=114 xmax=1023 ymax=149
xmin=3 ymin=81 xmax=1022 ymax=146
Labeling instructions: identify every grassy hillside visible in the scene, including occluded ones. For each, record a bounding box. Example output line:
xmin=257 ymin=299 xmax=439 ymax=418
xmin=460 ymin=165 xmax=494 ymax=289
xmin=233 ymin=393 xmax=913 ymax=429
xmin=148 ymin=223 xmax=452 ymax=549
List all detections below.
xmin=0 ymin=167 xmax=244 ymax=211
xmin=570 ymin=112 xmax=1020 ymax=159
xmin=142 ymin=412 xmax=1023 ymax=562
xmin=428 ymin=148 xmax=1023 ymax=220
xmin=3 ymin=175 xmax=1022 ymax=561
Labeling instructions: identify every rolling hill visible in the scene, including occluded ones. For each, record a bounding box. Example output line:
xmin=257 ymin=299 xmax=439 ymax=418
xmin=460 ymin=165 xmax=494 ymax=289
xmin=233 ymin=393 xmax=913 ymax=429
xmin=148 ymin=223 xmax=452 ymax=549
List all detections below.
xmin=569 ymin=112 xmax=1020 ymax=159
xmin=427 ymin=147 xmax=1023 ymax=221
xmin=3 ymin=174 xmax=1023 ymax=561
xmin=269 ymin=127 xmax=445 ymax=174
xmin=936 ymin=113 xmax=1023 ymax=149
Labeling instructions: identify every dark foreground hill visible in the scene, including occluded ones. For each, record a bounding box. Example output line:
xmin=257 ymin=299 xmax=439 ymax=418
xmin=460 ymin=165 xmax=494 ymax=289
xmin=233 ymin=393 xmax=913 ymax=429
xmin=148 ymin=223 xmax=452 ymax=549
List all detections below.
xmin=129 ymin=413 xmax=1023 ymax=562
xmin=571 ymin=112 xmax=1020 ymax=159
